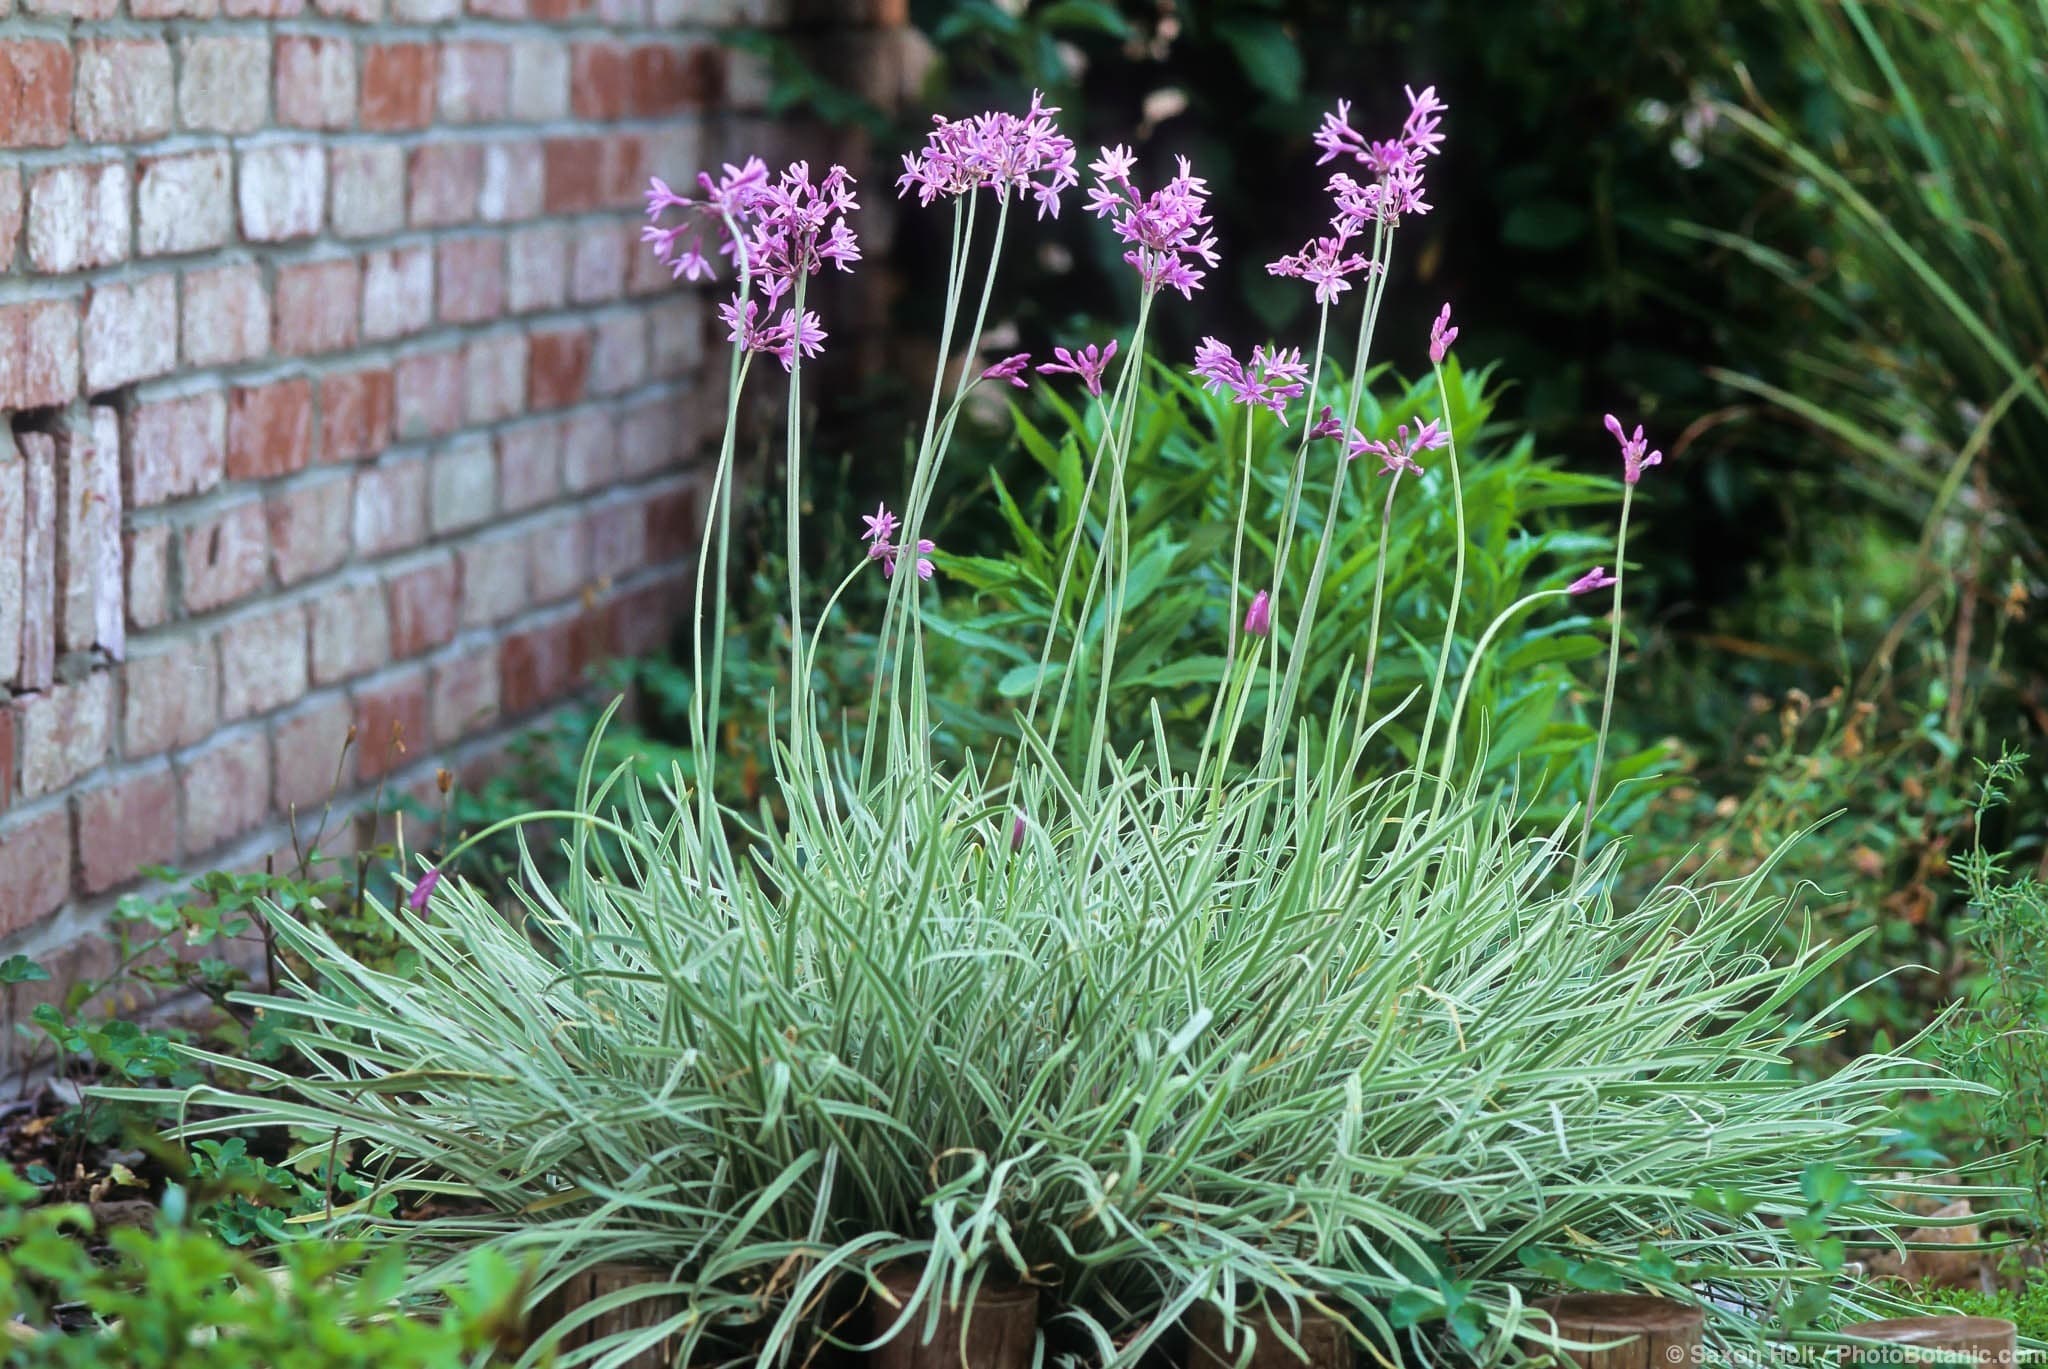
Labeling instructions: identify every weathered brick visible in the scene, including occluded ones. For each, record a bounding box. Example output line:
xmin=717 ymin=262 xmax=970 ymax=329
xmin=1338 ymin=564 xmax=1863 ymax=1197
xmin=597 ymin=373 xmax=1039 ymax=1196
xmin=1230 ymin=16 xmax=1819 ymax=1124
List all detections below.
xmin=570 ymin=42 xmax=629 ymax=121
xmin=0 ymin=806 xmax=72 ymax=937
xmin=430 ymin=437 xmax=496 ymax=535
xmin=387 ymin=552 xmax=458 ymax=659
xmin=352 ymin=458 xmax=427 ymax=558
xmin=226 ymin=378 xmax=313 ymax=479
xmin=496 ymin=418 xmax=561 ymax=513
xmin=83 ymin=274 xmax=177 ymax=392
xmin=267 ymin=471 xmax=352 ymax=585
xmin=569 ymin=224 xmax=627 ymax=304
xmin=610 ymin=572 xmax=680 ymax=657
xmin=55 ymin=407 xmax=123 ymax=659
xmin=588 ymin=311 xmax=650 ymax=396
xmin=528 ymin=328 xmax=591 ymax=409
xmin=0 ymin=298 xmax=79 ymax=411
xmin=628 ymin=43 xmax=695 ymax=117
xmin=542 ymin=137 xmax=606 ymax=214
xmin=0 ymin=167 xmax=20 ymax=271
xmin=276 ymin=36 xmax=357 ymax=130
xmin=391 ymin=0 xmax=458 ymax=18
xmin=218 ymin=602 xmax=308 ymax=719
xmin=458 ymin=534 xmax=527 ymax=628
xmin=650 ymin=294 xmax=707 ymax=377
xmin=437 ymin=235 xmax=504 ymax=324
xmin=465 ymin=331 xmax=527 ymax=423
xmin=125 ymin=525 xmax=173 ymax=632
xmin=561 ymin=408 xmax=618 ymax=492
xmin=355 ymin=669 xmax=428 ymax=782
xmin=408 ymin=143 xmax=484 ymax=228
xmin=320 ymin=367 xmax=395 ymax=463
xmin=505 ymin=224 xmax=569 ymax=313
xmin=132 ymin=0 xmax=219 ymax=17
xmin=0 ymin=441 xmax=21 ymax=686
xmin=431 ymin=640 xmax=499 ymax=745
xmin=75 ymin=39 xmax=172 ymax=143
xmin=17 ymin=673 xmax=113 ymax=800
xmin=77 ymin=765 xmax=180 ymax=894
xmin=275 ymin=258 xmax=361 ymax=356
xmin=330 ymin=144 xmax=406 ymax=238
xmin=507 ymin=40 xmax=568 ymax=122
xmin=177 ymin=729 xmax=271 ymax=854
xmin=137 ymin=150 xmax=230 ymax=257
xmin=27 ymin=161 xmax=130 ymax=273
xmin=361 ymin=44 xmax=436 ymax=131
xmin=184 ymin=265 xmax=271 ymax=368
xmin=587 ymin=498 xmax=647 ymax=582
xmin=178 ymin=36 xmax=269 ymax=135
xmin=224 ymin=0 xmax=306 ymax=17
xmin=469 ymin=0 xmax=524 ymax=19
xmin=180 ymin=496 xmax=270 ymax=614
xmin=26 ymin=0 xmax=117 ymax=18
xmin=394 ymin=347 xmax=464 ymax=439
xmin=500 ymin=615 xmax=580 ymax=715
xmin=15 ymin=436 xmax=57 ymax=691
xmin=271 ymin=692 xmax=353 ymax=813
xmin=438 ymin=41 xmax=509 ymax=123
xmin=479 ymin=141 xmax=544 ymax=224
xmin=644 ymin=473 xmax=701 ymax=559
xmin=2 ymin=41 xmax=73 ymax=149
xmin=239 ymin=141 xmax=326 ymax=242
xmin=362 ymin=246 xmax=435 ymax=342
xmin=128 ymin=389 xmax=226 ymax=506
xmin=122 ymin=634 xmax=218 ymax=756
xmin=527 ymin=510 xmax=588 ymax=604
xmin=310 ymin=579 xmax=390 ymax=685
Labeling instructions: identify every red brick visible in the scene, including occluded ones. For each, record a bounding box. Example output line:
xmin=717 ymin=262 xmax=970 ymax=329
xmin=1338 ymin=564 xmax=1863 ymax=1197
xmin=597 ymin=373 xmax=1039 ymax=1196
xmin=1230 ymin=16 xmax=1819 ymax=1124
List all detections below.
xmin=0 ymin=167 xmax=20 ymax=271
xmin=611 ymin=573 xmax=680 ymax=657
xmin=17 ymin=673 xmax=113 ymax=800
xmin=360 ymin=44 xmax=436 ymax=131
xmin=458 ymin=534 xmax=527 ymax=627
xmin=543 ymin=138 xmax=606 ymax=214
xmin=428 ymin=436 xmax=495 ymax=534
xmin=83 ymin=274 xmax=177 ymax=392
xmin=128 ymin=389 xmax=226 ymax=506
xmin=239 ymin=142 xmax=326 ymax=242
xmin=496 ymin=417 xmax=562 ymax=512
xmin=437 ymin=236 xmax=504 ymax=324
xmin=500 ymin=616 xmax=579 ymax=715
xmin=224 ymin=0 xmax=305 ymax=15
xmin=16 ymin=437 xmax=57 ymax=692
xmin=528 ymin=328 xmax=591 ymax=410
xmin=408 ymin=143 xmax=484 ymax=229
xmin=267 ymin=472 xmax=352 ymax=585
xmin=177 ymin=36 xmax=268 ymax=135
xmin=561 ymin=408 xmax=617 ymax=491
xmin=55 ymin=407 xmax=122 ymax=659
xmin=464 ymin=331 xmax=527 ymax=423
xmin=589 ymin=311 xmax=651 ymax=397
xmin=271 ymin=693 xmax=352 ymax=813
xmin=650 ymin=295 xmax=706 ymax=377
xmin=310 ymin=579 xmax=389 ymax=685
xmin=531 ymin=0 xmax=588 ymax=19
xmin=226 ymin=379 xmax=313 ymax=480
xmin=132 ymin=0 xmax=218 ymax=16
xmin=177 ymin=730 xmax=271 ymax=854
xmin=619 ymin=392 xmax=688 ymax=479
xmin=122 ymin=634 xmax=218 ymax=756
xmin=276 ymin=258 xmax=361 ymax=356
xmin=27 ymin=161 xmax=130 ymax=273
xmin=26 ymin=0 xmax=117 ymax=17
xmin=505 ymin=224 xmax=569 ymax=313
xmin=180 ymin=496 xmax=270 ymax=614
xmin=431 ymin=641 xmax=499 ymax=745
xmin=469 ymin=0 xmax=524 ymax=18
xmin=362 ymin=246 xmax=434 ymax=342
xmin=587 ymin=499 xmax=646 ymax=582
xmin=218 ymin=602 xmax=308 ymax=719
xmin=351 ymin=459 xmax=427 ymax=558
xmin=77 ymin=766 xmax=179 ymax=894
xmin=330 ymin=144 xmax=406 ymax=238
xmin=1 ymin=42 xmax=72 ymax=148
xmin=387 ymin=553 xmax=458 ymax=659
xmin=598 ymin=137 xmax=647 ymax=208
xmin=320 ymin=368 xmax=395 ymax=464
xmin=276 ymin=36 xmax=357 ymax=130
xmin=183 ymin=264 xmax=270 ymax=367
xmin=507 ymin=39 xmax=568 ymax=122
xmin=628 ymin=43 xmax=694 ymax=117
xmin=137 ymin=150 xmax=229 ymax=257
xmin=355 ymin=669 xmax=428 ymax=782
xmin=528 ymin=511 xmax=588 ymax=605
xmin=313 ymin=0 xmax=378 ymax=20
xmin=0 ymin=806 xmax=72 ymax=937
xmin=570 ymin=226 xmax=627 ymax=305
xmin=645 ymin=476 xmax=701 ymax=561
xmin=438 ymin=41 xmax=509 ymax=123
xmin=394 ymin=347 xmax=464 ymax=439
xmin=479 ymin=141 xmax=543 ymax=223
xmin=125 ymin=525 xmax=173 ymax=632
xmin=76 ymin=40 xmax=176 ymax=142
xmin=0 ymin=298 xmax=79 ymax=411
xmin=570 ymin=42 xmax=629 ymax=121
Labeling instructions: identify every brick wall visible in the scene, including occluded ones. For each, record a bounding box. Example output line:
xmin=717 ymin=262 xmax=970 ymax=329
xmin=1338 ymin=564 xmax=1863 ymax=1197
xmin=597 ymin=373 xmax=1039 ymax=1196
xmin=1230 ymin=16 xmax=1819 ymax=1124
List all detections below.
xmin=0 ymin=0 xmax=910 ymax=1038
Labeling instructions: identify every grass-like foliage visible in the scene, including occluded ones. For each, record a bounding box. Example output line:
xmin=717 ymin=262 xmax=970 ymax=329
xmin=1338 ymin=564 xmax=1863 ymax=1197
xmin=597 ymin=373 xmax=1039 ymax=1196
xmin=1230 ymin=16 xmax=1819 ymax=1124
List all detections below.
xmin=125 ymin=87 xmax=1995 ymax=1369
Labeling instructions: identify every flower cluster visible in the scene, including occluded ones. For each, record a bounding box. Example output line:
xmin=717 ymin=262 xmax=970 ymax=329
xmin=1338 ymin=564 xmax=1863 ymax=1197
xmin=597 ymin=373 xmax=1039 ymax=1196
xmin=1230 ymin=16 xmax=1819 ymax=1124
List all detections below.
xmin=1084 ymin=148 xmax=1219 ymax=299
xmin=1604 ymin=414 xmax=1663 ymax=485
xmin=861 ymin=503 xmax=935 ymax=581
xmin=642 ymin=158 xmax=773 ymax=282
xmin=717 ymin=298 xmax=828 ymax=372
xmin=896 ymin=92 xmax=1079 ymax=218
xmin=1038 ymin=341 xmax=1118 ymax=398
xmin=1191 ymin=338 xmax=1310 ymax=422
xmin=1268 ymin=87 xmax=1445 ymax=298
xmin=1314 ymin=84 xmax=1446 ymax=180
xmin=1349 ymin=418 xmax=1448 ymax=477
xmin=1265 ymin=229 xmax=1379 ymax=306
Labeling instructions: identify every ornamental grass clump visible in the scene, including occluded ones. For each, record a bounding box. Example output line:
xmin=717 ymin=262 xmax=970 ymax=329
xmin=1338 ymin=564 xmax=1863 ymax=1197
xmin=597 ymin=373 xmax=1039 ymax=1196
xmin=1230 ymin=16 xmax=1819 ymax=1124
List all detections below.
xmin=134 ymin=85 xmax=1993 ymax=1369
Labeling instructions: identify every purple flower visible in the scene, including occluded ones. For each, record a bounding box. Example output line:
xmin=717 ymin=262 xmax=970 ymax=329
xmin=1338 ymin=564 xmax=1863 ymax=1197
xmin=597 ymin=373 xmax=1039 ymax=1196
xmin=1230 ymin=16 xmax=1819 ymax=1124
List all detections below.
xmin=861 ymin=502 xmax=899 ymax=545
xmin=641 ymin=159 xmax=773 ymax=282
xmin=1010 ymin=813 xmax=1027 ymax=852
xmin=897 ymin=92 xmax=1080 ymax=219
xmin=1037 ymin=340 xmax=1118 ymax=398
xmin=1603 ymin=414 xmax=1663 ymax=485
xmin=1307 ymin=406 xmax=1347 ymax=441
xmin=981 ymin=353 xmax=1032 ymax=388
xmin=1314 ymin=86 xmax=1446 ymax=232
xmin=1348 ymin=418 xmax=1448 ymax=477
xmin=1267 ymin=220 xmax=1378 ymax=305
xmin=1084 ymin=148 xmax=1219 ymax=299
xmin=1429 ymin=303 xmax=1457 ymax=365
xmin=862 ymin=504 xmax=935 ymax=580
xmin=1191 ymin=338 xmax=1310 ymax=423
xmin=718 ymin=298 xmax=829 ymax=372
xmin=406 ymin=867 xmax=441 ymax=913
xmin=1568 ymin=566 xmax=1618 ymax=596
xmin=1244 ymin=589 xmax=1272 ymax=639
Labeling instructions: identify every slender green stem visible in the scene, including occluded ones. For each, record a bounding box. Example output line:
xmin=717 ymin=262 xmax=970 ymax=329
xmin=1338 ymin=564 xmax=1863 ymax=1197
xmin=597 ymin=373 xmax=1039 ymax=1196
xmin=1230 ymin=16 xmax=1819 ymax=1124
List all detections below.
xmin=1438 ymin=590 xmax=1571 ymax=788
xmin=1358 ymin=474 xmax=1402 ymax=702
xmin=1397 ymin=365 xmax=1468 ymax=840
xmin=785 ymin=275 xmax=810 ymax=770
xmin=1577 ymin=483 xmax=1636 ymax=864
xmin=1195 ymin=411 xmax=1260 ymax=784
